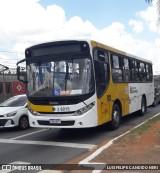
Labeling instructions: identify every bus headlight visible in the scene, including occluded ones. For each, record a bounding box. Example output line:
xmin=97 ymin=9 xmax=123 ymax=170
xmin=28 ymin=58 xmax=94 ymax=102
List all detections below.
xmin=74 ymin=101 xmax=95 ymax=116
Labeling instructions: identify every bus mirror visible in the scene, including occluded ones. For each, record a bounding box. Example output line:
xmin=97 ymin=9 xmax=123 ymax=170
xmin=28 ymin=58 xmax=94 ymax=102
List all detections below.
xmin=97 ymin=50 xmax=108 ymax=63
xmin=17 ymin=59 xmax=28 ymax=83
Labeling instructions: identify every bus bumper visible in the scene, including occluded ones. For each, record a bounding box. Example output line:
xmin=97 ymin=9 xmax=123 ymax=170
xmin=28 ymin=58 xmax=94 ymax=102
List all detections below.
xmin=28 ymin=109 xmax=98 ymax=128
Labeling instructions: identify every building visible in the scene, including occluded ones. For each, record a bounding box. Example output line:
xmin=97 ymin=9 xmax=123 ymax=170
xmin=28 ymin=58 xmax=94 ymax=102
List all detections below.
xmin=0 ymin=68 xmax=26 ymax=103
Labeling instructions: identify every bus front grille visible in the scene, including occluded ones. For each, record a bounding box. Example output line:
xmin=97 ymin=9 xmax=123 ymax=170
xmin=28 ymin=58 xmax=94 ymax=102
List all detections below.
xmin=37 ymin=120 xmax=75 ymax=126
xmin=30 ymin=99 xmax=81 ymax=105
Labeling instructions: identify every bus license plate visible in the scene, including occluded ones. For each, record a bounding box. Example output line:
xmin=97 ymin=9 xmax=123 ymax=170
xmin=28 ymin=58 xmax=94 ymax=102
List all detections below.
xmin=49 ymin=119 xmax=61 ymax=124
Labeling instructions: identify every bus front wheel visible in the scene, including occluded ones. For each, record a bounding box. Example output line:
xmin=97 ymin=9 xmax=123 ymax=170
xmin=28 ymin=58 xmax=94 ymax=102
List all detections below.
xmin=109 ymin=103 xmax=121 ymax=130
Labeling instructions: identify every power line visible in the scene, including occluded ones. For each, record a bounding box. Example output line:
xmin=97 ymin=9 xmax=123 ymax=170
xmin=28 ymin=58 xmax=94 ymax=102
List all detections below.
xmin=0 ymin=50 xmax=24 ymax=54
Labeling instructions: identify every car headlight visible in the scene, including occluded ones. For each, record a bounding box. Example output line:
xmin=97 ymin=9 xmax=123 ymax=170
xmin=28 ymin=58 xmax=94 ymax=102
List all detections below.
xmin=28 ymin=108 xmax=39 ymax=116
xmin=5 ymin=111 xmax=17 ymax=117
xmin=74 ymin=101 xmax=95 ymax=116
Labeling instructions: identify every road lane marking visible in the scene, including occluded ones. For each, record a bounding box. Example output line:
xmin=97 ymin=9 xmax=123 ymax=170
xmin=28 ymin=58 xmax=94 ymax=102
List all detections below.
xmin=10 ymin=129 xmax=48 ymax=140
xmin=0 ymin=139 xmax=96 ymax=150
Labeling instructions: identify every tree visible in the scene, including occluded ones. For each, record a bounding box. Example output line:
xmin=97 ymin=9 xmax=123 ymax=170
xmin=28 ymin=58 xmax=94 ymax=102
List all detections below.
xmin=146 ymin=0 xmax=160 ymax=26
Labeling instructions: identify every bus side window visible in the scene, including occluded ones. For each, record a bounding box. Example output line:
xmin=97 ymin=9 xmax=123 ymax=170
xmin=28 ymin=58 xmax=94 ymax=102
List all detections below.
xmin=139 ymin=62 xmax=146 ymax=82
xmin=130 ymin=60 xmax=135 ymax=81
xmin=139 ymin=62 xmax=142 ymax=81
xmin=122 ymin=57 xmax=131 ymax=82
xmin=94 ymin=50 xmax=109 ymax=97
xmin=111 ymin=55 xmax=122 ymax=83
xmin=146 ymin=64 xmax=153 ymax=81
xmin=134 ymin=61 xmax=139 ymax=81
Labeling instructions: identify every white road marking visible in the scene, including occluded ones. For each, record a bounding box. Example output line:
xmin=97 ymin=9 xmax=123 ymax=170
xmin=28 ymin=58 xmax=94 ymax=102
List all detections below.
xmin=79 ymin=113 xmax=160 ymax=173
xmin=10 ymin=129 xmax=48 ymax=140
xmin=0 ymin=139 xmax=96 ymax=150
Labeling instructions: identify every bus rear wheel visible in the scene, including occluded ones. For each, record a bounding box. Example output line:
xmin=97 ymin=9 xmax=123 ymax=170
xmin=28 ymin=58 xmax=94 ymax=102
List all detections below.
xmin=109 ymin=103 xmax=121 ymax=130
xmin=139 ymin=97 xmax=146 ymax=116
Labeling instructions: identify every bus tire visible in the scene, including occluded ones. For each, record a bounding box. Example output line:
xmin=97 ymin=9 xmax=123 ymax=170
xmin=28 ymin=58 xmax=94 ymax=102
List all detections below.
xmin=139 ymin=97 xmax=146 ymax=116
xmin=109 ymin=103 xmax=121 ymax=130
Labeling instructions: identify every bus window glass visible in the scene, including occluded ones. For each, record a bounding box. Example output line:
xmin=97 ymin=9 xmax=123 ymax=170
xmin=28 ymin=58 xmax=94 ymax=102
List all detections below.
xmin=134 ymin=61 xmax=139 ymax=81
xmin=139 ymin=62 xmax=146 ymax=81
xmin=112 ymin=55 xmax=120 ymax=69
xmin=123 ymin=58 xmax=130 ymax=82
xmin=146 ymin=64 xmax=153 ymax=81
xmin=94 ymin=50 xmax=109 ymax=97
xmin=130 ymin=60 xmax=135 ymax=81
xmin=111 ymin=55 xmax=122 ymax=82
xmin=27 ymin=57 xmax=94 ymax=97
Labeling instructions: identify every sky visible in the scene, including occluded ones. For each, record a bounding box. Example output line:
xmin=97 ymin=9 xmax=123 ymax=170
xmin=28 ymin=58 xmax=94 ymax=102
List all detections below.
xmin=0 ymin=0 xmax=160 ymax=74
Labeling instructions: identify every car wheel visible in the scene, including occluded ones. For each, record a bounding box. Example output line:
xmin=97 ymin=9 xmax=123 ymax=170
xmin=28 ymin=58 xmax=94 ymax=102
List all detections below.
xmin=19 ymin=115 xmax=29 ymax=130
xmin=109 ymin=103 xmax=121 ymax=130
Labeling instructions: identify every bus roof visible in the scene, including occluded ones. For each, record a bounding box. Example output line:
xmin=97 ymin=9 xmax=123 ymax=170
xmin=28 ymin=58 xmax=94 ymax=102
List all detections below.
xmin=91 ymin=40 xmax=152 ymax=64
xmin=26 ymin=39 xmax=152 ymax=64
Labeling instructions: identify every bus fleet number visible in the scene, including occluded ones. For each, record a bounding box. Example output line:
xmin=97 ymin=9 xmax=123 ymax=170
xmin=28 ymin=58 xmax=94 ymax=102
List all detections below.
xmin=56 ymin=107 xmax=70 ymax=112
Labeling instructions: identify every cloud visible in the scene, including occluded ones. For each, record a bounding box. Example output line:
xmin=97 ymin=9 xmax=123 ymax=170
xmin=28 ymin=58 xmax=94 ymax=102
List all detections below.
xmin=0 ymin=53 xmax=20 ymax=68
xmin=62 ymin=16 xmax=97 ymax=39
xmin=137 ymin=0 xmax=158 ymax=32
xmin=0 ymin=0 xmax=160 ymax=74
xmin=0 ymin=0 xmax=66 ymax=42
xmin=129 ymin=20 xmax=144 ymax=33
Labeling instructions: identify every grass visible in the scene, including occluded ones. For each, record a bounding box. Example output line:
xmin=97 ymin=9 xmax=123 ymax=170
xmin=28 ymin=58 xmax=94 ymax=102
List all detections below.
xmin=148 ymin=115 xmax=160 ymax=123
xmin=130 ymin=115 xmax=160 ymax=135
xmin=117 ymin=114 xmax=160 ymax=142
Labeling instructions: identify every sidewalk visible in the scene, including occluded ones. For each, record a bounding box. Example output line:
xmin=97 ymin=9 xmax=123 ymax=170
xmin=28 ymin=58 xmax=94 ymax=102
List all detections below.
xmin=69 ymin=114 xmax=160 ymax=173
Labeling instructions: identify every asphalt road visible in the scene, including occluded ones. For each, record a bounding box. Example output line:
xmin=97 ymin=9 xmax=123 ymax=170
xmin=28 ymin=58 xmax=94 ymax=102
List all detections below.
xmin=0 ymin=104 xmax=160 ymax=173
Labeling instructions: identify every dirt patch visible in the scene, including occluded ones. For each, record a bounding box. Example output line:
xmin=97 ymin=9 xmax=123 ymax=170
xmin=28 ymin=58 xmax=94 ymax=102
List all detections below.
xmin=92 ymin=115 xmax=160 ymax=172
xmin=93 ymin=117 xmax=160 ymax=163
xmin=55 ymin=115 xmax=160 ymax=173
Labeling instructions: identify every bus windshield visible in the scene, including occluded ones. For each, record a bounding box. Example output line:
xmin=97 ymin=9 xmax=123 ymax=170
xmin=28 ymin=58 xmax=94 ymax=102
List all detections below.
xmin=27 ymin=56 xmax=94 ymax=97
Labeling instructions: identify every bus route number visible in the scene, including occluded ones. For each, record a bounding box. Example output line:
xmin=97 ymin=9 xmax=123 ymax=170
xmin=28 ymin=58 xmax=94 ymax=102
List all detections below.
xmin=56 ymin=107 xmax=70 ymax=112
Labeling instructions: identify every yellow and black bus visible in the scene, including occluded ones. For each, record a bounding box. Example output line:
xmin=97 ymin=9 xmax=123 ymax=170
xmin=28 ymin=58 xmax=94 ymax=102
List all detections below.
xmin=17 ymin=40 xmax=154 ymax=130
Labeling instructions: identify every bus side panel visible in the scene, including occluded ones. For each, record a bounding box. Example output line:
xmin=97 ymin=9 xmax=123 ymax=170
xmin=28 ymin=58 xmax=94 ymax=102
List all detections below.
xmin=129 ymin=83 xmax=154 ymax=114
xmin=97 ymin=82 xmax=130 ymax=126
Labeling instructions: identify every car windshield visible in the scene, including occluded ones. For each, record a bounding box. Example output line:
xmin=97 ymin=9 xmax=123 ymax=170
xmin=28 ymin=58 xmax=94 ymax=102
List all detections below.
xmin=27 ymin=57 xmax=94 ymax=97
xmin=0 ymin=96 xmax=27 ymax=107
